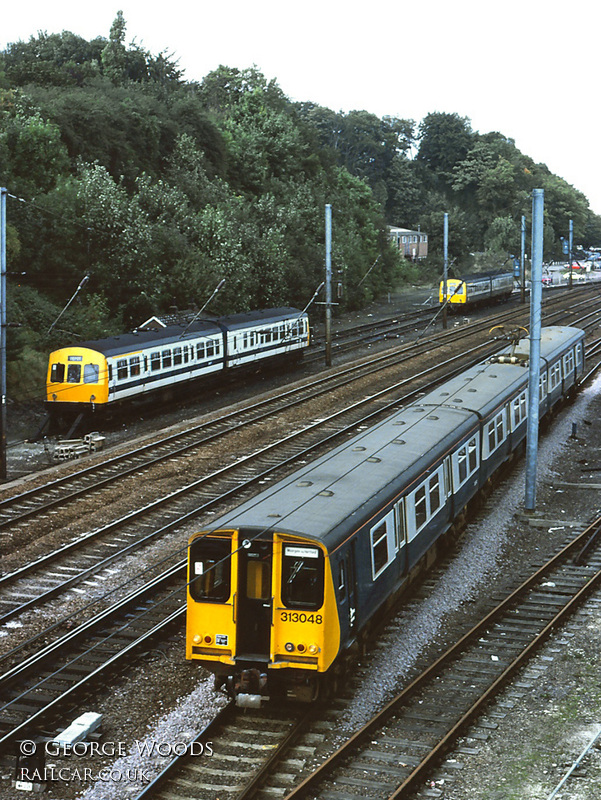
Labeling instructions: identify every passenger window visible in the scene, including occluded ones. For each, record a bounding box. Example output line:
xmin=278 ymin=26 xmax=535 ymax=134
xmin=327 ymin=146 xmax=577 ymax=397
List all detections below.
xmin=429 ymin=474 xmax=441 ymax=512
xmin=67 ymin=364 xmax=81 ymax=383
xmin=150 ymin=352 xmax=161 ymax=371
xmin=84 ymin=364 xmax=99 ymax=384
xmin=173 ymin=347 xmax=182 ymax=366
xmin=415 ymin=486 xmax=427 ymax=530
xmin=457 ymin=447 xmax=468 ymax=483
xmin=129 ymin=356 xmax=141 ymax=377
xmin=371 ymin=521 xmax=389 ymax=575
xmin=116 ymin=359 xmax=128 ymax=381
xmin=162 ymin=350 xmax=172 ymax=369
xmin=370 ymin=509 xmax=396 ymax=578
xmin=189 ymin=537 xmax=231 ymax=603
xmin=281 ymin=545 xmax=324 ymax=609
xmin=468 ymin=438 xmax=478 ymax=472
xmin=50 ymin=363 xmax=65 ymax=383
xmin=197 ymin=342 xmax=205 ymax=360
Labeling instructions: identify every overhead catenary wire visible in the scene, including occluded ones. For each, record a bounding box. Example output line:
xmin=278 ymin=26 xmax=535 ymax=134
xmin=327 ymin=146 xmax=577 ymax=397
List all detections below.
xmin=47 ymin=275 xmax=89 ymax=334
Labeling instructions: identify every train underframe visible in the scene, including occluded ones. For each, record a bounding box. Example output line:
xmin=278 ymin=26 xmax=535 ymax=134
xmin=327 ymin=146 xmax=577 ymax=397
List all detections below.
xmin=44 ymin=349 xmax=305 ymax=435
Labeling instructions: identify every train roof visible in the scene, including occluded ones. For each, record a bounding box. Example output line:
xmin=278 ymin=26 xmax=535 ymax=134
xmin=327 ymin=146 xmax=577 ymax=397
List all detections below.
xmin=50 ymin=307 xmax=305 ymax=358
xmin=421 ymin=327 xmax=583 ymax=418
xmin=216 ymin=307 xmax=306 ymax=331
xmin=448 ymin=270 xmax=513 ymax=282
xmin=61 ymin=320 xmax=223 ymax=358
xmin=511 ymin=325 xmax=584 ymax=359
xmin=201 ymin=325 xmax=584 ymax=552
xmin=204 ymin=402 xmax=478 ymax=551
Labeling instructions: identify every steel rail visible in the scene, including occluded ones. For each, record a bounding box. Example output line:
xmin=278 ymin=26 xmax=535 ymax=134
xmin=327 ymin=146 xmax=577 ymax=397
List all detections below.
xmin=0 ymin=338 xmax=501 ymax=660
xmin=0 ymin=286 xmax=589 ymax=528
xmin=2 ymin=305 xmax=600 ymax=650
xmin=281 ymin=511 xmax=601 ymax=800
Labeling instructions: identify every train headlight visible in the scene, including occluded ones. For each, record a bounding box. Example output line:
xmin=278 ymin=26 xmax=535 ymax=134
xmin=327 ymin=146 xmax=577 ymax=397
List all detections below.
xmin=308 ymin=644 xmax=320 ymax=655
xmin=193 ymin=635 xmax=202 ymax=644
xmin=284 ymin=642 xmax=294 ymax=652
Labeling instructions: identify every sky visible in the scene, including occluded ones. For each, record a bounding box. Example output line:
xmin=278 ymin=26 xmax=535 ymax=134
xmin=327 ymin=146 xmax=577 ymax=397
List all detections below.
xmin=2 ymin=0 xmax=600 ymax=216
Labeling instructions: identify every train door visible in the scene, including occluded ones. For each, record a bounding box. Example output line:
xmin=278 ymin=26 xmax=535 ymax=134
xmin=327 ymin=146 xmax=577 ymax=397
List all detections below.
xmin=337 ymin=541 xmax=357 ymax=635
xmin=108 ymin=360 xmax=116 ymax=400
xmin=235 ymin=537 xmax=272 ymax=659
xmin=346 ymin=543 xmax=357 ymax=631
xmin=394 ymin=498 xmax=408 ymax=576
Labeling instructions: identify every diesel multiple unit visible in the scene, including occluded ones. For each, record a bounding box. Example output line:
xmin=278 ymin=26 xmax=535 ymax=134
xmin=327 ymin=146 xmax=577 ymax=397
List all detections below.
xmin=46 ymin=308 xmax=309 ymax=424
xmin=186 ymin=326 xmax=585 ymax=704
xmin=439 ymin=270 xmax=514 ymax=309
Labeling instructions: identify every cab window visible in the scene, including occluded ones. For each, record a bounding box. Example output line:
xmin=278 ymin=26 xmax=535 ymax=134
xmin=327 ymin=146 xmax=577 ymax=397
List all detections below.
xmin=84 ymin=364 xmax=99 ymax=384
xmin=67 ymin=364 xmax=81 ymax=383
xmin=189 ymin=537 xmax=231 ymax=603
xmin=50 ymin=363 xmax=65 ymax=383
xmin=281 ymin=545 xmax=324 ymax=609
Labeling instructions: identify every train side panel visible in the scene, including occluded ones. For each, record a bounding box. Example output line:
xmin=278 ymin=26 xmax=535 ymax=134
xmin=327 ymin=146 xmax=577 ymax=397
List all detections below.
xmin=224 ymin=314 xmax=309 ymax=369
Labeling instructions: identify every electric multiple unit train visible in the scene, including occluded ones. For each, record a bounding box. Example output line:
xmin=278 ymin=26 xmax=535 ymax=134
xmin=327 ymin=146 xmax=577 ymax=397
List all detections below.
xmin=186 ymin=326 xmax=585 ymax=704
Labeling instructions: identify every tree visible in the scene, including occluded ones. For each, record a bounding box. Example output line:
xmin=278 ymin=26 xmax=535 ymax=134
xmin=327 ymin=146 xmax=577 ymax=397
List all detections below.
xmin=0 ymin=99 xmax=69 ymax=196
xmin=101 ymin=11 xmax=127 ymax=84
xmin=417 ymin=112 xmax=473 ymax=185
xmin=1 ymin=31 xmax=105 ymax=87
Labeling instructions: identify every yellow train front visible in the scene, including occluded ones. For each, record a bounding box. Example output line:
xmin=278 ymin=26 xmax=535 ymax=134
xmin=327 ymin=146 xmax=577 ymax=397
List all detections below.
xmin=187 ymin=528 xmax=340 ymax=705
xmin=46 ymin=346 xmax=110 ymax=424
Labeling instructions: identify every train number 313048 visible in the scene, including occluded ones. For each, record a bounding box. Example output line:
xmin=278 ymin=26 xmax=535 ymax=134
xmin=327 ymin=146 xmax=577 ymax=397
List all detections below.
xmin=280 ymin=612 xmax=323 ymax=624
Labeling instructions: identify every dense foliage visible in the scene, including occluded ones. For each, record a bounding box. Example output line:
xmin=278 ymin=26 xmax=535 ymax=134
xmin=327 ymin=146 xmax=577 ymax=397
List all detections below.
xmin=302 ymin=107 xmax=600 ymax=268
xmin=1 ymin=15 xmax=600 ymax=398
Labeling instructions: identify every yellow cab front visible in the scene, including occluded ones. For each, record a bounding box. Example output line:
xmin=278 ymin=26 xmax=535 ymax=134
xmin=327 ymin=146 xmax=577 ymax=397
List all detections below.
xmin=186 ymin=529 xmax=340 ymax=704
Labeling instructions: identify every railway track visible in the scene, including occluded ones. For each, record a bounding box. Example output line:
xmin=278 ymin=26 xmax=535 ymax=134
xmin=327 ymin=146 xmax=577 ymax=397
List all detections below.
xmin=135 ymin=704 xmax=314 ymax=800
xmin=0 ymin=300 xmax=599 ymax=649
xmin=279 ymin=514 xmax=601 ymax=800
xmin=0 ymin=296 xmax=596 ymax=742
xmin=0 ymin=289 xmax=593 ymax=536
xmin=0 ymin=293 xmax=599 ymax=797
xmin=0 ymin=563 xmax=185 ymax=753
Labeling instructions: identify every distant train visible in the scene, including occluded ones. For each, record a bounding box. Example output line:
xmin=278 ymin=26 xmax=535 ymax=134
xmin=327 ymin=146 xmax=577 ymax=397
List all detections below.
xmin=439 ymin=270 xmax=514 ymax=310
xmin=46 ymin=308 xmax=310 ymax=425
xmin=186 ymin=326 xmax=585 ymax=704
